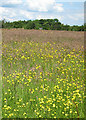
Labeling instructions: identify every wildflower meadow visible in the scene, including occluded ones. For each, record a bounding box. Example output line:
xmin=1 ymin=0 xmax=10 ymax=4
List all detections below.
xmin=2 ymin=29 xmax=85 ymax=118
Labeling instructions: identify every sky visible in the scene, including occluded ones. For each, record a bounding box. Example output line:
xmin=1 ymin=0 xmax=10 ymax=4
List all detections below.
xmin=0 ymin=0 xmax=85 ymax=26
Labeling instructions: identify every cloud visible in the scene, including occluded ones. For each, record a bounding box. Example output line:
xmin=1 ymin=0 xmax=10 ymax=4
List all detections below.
xmin=25 ymin=0 xmax=64 ymax=12
xmin=26 ymin=0 xmax=55 ymax=12
xmin=35 ymin=13 xmax=63 ymax=21
xmin=0 ymin=6 xmax=37 ymax=21
xmin=0 ymin=7 xmax=16 ymax=19
xmin=0 ymin=0 xmax=22 ymax=6
xmin=0 ymin=0 xmax=64 ymax=21
xmin=62 ymin=13 xmax=84 ymax=25
xmin=0 ymin=7 xmax=23 ymax=21
xmin=54 ymin=0 xmax=84 ymax=2
xmin=0 ymin=1 xmax=83 ymax=25
xmin=68 ymin=13 xmax=84 ymax=21
xmin=53 ymin=3 xmax=64 ymax=12
xmin=19 ymin=10 xmax=34 ymax=19
xmin=0 ymin=5 xmax=64 ymax=22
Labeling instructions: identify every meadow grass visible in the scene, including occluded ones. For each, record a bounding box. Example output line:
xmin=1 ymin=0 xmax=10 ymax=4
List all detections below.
xmin=2 ymin=30 xmax=84 ymax=118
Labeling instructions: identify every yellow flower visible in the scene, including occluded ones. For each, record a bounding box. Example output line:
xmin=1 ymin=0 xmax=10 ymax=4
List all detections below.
xmin=23 ymin=112 xmax=26 ymax=115
xmin=65 ymin=113 xmax=68 ymax=116
xmin=36 ymin=112 xmax=39 ymax=115
xmin=54 ymin=116 xmax=56 ymax=118
xmin=4 ymin=105 xmax=7 ymax=107
xmin=27 ymin=78 xmax=31 ymax=82
xmin=53 ymin=104 xmax=55 ymax=107
xmin=4 ymin=98 xmax=6 ymax=101
xmin=39 ymin=115 xmax=41 ymax=117
xmin=48 ymin=108 xmax=51 ymax=111
xmin=70 ymin=111 xmax=72 ymax=113
xmin=9 ymin=113 xmax=13 ymax=117
xmin=75 ymin=111 xmax=77 ymax=114
xmin=62 ymin=112 xmax=64 ymax=114
xmin=44 ymin=96 xmax=47 ymax=98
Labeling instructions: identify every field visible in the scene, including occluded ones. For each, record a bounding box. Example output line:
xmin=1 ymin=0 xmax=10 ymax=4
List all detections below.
xmin=2 ymin=29 xmax=84 ymax=118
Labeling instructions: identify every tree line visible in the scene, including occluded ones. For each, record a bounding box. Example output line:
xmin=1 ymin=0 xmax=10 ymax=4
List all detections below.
xmin=0 ymin=19 xmax=86 ymax=31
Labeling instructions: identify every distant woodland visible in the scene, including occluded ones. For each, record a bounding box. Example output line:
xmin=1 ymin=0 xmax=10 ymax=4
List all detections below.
xmin=0 ymin=19 xmax=85 ymax=31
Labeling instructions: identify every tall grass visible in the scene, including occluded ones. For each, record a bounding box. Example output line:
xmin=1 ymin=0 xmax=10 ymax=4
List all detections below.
xmin=2 ymin=30 xmax=84 ymax=118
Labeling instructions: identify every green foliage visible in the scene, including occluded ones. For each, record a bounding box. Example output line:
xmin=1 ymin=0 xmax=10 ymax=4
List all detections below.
xmin=1 ymin=19 xmax=85 ymax=31
xmin=24 ymin=22 xmax=35 ymax=29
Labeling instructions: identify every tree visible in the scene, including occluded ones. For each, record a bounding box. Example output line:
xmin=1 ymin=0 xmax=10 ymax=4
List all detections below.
xmin=25 ymin=22 xmax=35 ymax=29
xmin=1 ymin=19 xmax=85 ymax=31
xmin=2 ymin=19 xmax=6 ymax=28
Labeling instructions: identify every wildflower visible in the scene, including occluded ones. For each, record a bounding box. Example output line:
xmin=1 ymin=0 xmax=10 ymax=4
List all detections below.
xmin=53 ymin=104 xmax=55 ymax=107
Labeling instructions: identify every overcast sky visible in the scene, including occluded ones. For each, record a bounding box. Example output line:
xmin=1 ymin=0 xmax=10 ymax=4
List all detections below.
xmin=0 ymin=0 xmax=85 ymax=25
